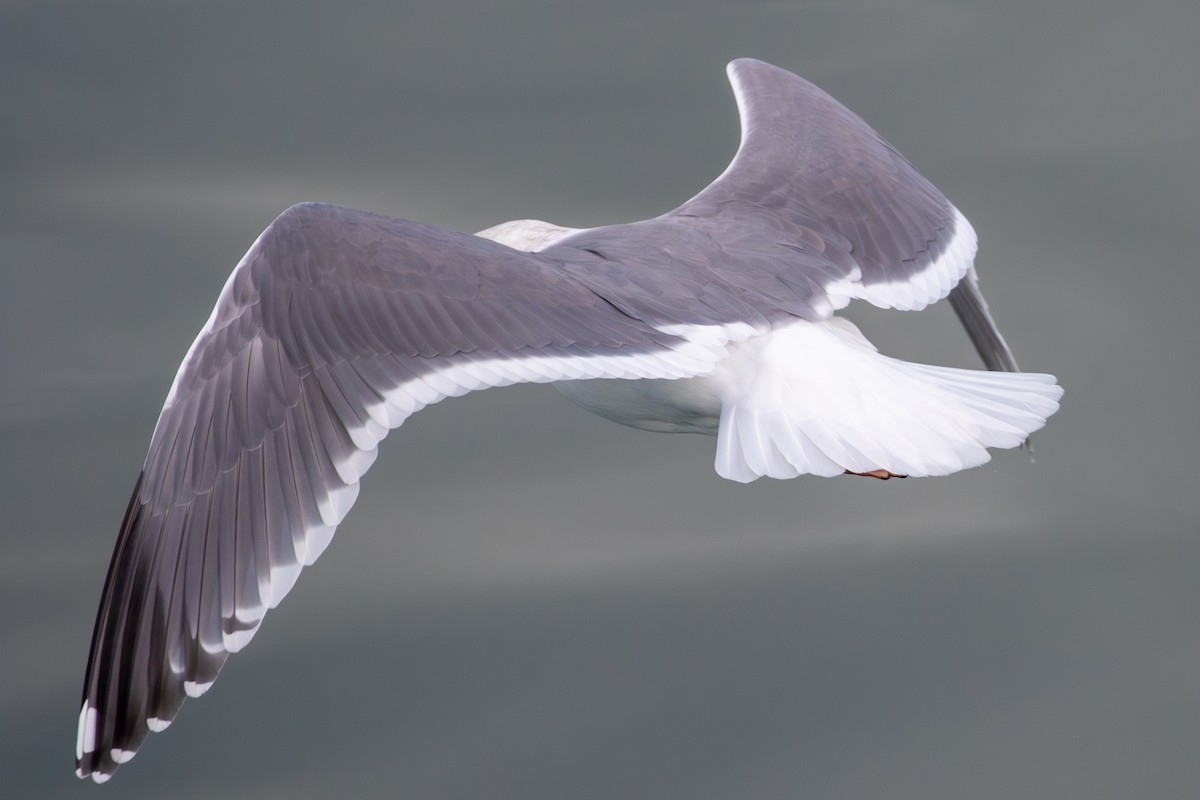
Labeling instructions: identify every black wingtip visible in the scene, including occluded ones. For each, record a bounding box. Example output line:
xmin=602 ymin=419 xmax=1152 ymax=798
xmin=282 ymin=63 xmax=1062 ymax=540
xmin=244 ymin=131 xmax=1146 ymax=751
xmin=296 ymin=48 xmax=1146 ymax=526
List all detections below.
xmin=76 ymin=472 xmax=151 ymax=781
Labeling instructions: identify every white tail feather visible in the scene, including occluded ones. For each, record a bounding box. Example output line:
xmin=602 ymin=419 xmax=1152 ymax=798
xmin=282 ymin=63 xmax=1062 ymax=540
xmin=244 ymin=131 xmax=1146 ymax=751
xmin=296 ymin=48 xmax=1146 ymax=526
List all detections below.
xmin=713 ymin=318 xmax=1062 ymax=482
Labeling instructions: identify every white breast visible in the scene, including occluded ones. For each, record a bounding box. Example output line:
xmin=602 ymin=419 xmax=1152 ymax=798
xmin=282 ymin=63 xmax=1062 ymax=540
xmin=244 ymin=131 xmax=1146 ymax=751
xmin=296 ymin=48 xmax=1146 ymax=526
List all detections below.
xmin=554 ymin=373 xmax=723 ymax=434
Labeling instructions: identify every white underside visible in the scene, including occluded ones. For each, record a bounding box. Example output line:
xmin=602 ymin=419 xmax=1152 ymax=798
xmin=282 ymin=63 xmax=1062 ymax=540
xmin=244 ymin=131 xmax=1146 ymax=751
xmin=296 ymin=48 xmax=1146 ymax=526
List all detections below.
xmin=558 ymin=317 xmax=1062 ymax=482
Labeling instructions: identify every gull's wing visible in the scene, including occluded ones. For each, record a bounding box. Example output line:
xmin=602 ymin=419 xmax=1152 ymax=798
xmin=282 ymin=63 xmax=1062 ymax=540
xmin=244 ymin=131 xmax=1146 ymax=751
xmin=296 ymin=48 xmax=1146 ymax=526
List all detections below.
xmin=487 ymin=61 xmax=1020 ymax=370
xmin=667 ymin=58 xmax=980 ymax=316
xmin=947 ymin=270 xmax=1020 ymax=372
xmin=76 ymin=202 xmax=725 ymax=782
xmin=538 ymin=60 xmax=1017 ymax=371
xmin=483 ymin=61 xmax=1019 ymax=371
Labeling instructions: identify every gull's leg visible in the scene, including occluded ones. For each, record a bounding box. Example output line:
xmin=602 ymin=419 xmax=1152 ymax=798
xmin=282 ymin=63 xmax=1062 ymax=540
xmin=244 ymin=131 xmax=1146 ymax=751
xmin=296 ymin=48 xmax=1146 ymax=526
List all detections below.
xmin=844 ymin=469 xmax=907 ymax=480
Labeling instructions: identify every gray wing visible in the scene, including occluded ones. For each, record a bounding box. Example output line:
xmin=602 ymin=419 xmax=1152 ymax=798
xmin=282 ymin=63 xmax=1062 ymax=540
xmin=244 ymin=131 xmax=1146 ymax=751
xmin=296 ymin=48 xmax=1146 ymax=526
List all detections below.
xmin=666 ymin=58 xmax=980 ymax=316
xmin=502 ymin=60 xmax=1017 ymax=369
xmin=947 ymin=269 xmax=1020 ymax=372
xmin=76 ymin=202 xmax=721 ymax=782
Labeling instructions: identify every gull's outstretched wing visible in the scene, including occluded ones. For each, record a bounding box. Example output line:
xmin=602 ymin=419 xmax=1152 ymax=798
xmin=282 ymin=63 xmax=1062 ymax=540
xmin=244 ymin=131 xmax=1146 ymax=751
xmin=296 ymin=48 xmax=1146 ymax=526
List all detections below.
xmin=76 ymin=202 xmax=725 ymax=782
xmin=484 ymin=61 xmax=1019 ymax=369
xmin=666 ymin=58 xmax=980 ymax=317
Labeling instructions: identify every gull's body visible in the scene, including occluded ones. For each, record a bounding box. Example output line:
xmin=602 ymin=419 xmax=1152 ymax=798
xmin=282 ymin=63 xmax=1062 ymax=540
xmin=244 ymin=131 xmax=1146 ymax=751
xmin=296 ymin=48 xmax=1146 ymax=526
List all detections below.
xmin=76 ymin=59 xmax=1061 ymax=781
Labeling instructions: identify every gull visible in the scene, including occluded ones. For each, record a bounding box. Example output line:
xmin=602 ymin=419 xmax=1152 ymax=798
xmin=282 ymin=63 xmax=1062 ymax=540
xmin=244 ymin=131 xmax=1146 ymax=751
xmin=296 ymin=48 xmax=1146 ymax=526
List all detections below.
xmin=76 ymin=58 xmax=1062 ymax=781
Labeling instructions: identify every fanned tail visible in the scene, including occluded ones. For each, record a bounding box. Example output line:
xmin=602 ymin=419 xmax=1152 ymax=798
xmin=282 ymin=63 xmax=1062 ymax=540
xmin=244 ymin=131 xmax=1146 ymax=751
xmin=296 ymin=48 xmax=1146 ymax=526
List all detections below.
xmin=714 ymin=318 xmax=1062 ymax=482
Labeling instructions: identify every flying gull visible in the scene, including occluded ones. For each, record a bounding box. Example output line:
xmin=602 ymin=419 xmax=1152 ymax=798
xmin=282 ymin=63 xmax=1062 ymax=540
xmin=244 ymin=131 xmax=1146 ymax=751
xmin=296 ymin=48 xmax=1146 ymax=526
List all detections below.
xmin=76 ymin=58 xmax=1062 ymax=781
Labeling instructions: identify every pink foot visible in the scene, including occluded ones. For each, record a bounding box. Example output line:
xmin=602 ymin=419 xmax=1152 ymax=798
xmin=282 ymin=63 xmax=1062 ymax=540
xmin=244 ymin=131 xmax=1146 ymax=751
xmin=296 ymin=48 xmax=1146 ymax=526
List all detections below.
xmin=844 ymin=468 xmax=907 ymax=480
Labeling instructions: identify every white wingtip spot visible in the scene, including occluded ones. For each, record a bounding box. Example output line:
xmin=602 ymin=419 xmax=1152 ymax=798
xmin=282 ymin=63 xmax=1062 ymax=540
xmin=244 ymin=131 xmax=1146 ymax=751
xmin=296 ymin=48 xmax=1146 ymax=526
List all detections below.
xmin=184 ymin=680 xmax=213 ymax=698
xmin=111 ymin=748 xmax=135 ymax=764
xmin=78 ymin=701 xmax=98 ymax=756
xmin=75 ymin=703 xmax=87 ymax=760
xmin=146 ymin=717 xmax=172 ymax=733
xmin=91 ymin=771 xmax=112 ymax=784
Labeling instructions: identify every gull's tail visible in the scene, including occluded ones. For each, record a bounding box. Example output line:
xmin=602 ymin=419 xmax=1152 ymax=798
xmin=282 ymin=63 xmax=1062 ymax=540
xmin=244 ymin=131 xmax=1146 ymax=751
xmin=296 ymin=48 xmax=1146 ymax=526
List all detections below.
xmin=713 ymin=318 xmax=1062 ymax=482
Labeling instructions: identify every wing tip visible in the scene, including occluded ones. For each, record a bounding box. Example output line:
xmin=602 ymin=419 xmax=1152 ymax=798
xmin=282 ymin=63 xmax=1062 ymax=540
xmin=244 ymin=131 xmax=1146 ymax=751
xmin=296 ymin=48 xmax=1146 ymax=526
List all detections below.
xmin=74 ymin=698 xmax=121 ymax=782
xmin=725 ymin=57 xmax=782 ymax=80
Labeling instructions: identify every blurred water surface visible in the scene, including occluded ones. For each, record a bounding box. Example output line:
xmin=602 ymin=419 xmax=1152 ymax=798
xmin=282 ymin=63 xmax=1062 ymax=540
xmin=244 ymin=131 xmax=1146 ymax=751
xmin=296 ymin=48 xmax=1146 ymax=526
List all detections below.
xmin=3 ymin=1 xmax=1198 ymax=798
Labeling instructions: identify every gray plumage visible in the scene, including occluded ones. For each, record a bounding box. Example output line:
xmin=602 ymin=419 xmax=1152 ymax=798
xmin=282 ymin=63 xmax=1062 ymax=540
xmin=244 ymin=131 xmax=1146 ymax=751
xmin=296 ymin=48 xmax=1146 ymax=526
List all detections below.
xmin=77 ymin=59 xmax=1059 ymax=782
